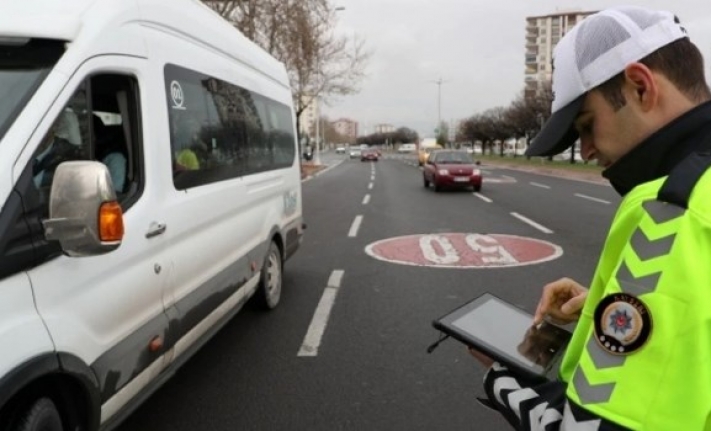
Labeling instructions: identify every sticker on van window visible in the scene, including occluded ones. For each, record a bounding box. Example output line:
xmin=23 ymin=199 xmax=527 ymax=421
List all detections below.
xmin=170 ymin=81 xmax=186 ymax=110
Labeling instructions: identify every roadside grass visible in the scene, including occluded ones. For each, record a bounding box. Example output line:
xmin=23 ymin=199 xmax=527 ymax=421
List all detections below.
xmin=475 ymin=154 xmax=604 ymax=173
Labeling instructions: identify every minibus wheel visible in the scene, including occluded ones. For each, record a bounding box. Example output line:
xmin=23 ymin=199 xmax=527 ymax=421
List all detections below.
xmin=15 ymin=398 xmax=63 ymax=431
xmin=256 ymin=242 xmax=282 ymax=310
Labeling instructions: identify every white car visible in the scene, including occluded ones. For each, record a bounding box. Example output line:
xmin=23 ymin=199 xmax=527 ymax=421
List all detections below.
xmin=336 ymin=146 xmax=346 ymax=154
xmin=349 ymin=147 xmax=361 ymax=158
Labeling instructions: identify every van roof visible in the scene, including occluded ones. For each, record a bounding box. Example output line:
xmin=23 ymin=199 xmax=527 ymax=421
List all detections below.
xmin=0 ymin=0 xmax=288 ymax=86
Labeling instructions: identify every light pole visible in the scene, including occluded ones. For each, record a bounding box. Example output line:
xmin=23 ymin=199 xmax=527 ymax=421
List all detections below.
xmin=313 ymin=6 xmax=346 ymax=165
xmin=431 ymin=77 xmax=448 ymax=138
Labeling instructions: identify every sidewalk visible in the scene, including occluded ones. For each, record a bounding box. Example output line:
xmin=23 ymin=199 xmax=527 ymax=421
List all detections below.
xmin=300 ymin=162 xmax=328 ymax=180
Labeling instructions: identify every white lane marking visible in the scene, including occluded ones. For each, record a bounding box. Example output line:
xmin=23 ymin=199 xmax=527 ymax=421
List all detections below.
xmin=370 ymin=175 xmax=375 ymax=181
xmin=575 ymin=193 xmax=611 ymax=205
xmin=298 ymin=270 xmax=345 ymax=357
xmin=362 ymin=194 xmax=371 ymax=205
xmin=474 ymin=193 xmax=493 ymax=203
xmin=511 ymin=212 xmax=554 ymax=234
xmin=348 ymin=215 xmax=363 ymax=237
xmin=530 ymin=182 xmax=551 ymax=189
xmin=368 ymin=183 xmax=374 ymax=190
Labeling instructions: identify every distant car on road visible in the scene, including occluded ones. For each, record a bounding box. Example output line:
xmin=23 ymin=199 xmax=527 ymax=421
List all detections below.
xmin=361 ymin=148 xmax=379 ymax=162
xmin=398 ymin=143 xmax=417 ymax=153
xmin=336 ymin=146 xmax=346 ymax=154
xmin=423 ymin=150 xmax=482 ymax=192
xmin=349 ymin=147 xmax=361 ymax=159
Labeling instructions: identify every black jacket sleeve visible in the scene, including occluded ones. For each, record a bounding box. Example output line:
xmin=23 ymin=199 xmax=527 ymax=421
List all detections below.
xmin=481 ymin=363 xmax=630 ymax=430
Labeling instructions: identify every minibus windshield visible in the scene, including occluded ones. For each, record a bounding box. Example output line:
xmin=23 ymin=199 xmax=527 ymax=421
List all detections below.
xmin=0 ymin=39 xmax=64 ymax=143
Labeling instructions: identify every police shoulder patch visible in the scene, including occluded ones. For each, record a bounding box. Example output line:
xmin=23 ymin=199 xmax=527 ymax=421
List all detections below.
xmin=593 ymin=293 xmax=652 ymax=355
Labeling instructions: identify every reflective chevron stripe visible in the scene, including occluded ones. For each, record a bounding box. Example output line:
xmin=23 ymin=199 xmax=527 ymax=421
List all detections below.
xmin=641 ymin=200 xmax=684 ymax=224
xmin=561 ymin=402 xmax=602 ymax=430
xmin=615 ymin=261 xmax=660 ymax=297
xmin=586 ymin=337 xmax=625 ymax=369
xmin=629 ymin=228 xmax=675 ymax=261
xmin=572 ymin=367 xmax=615 ymax=404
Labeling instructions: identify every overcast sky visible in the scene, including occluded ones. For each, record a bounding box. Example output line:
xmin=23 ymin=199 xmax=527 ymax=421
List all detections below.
xmin=324 ymin=0 xmax=711 ymax=137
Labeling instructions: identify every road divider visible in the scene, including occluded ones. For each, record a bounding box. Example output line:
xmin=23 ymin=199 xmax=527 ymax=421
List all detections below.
xmin=298 ymin=270 xmax=345 ymax=357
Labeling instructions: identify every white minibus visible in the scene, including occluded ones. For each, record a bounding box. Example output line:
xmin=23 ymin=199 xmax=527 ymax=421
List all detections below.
xmin=0 ymin=0 xmax=303 ymax=429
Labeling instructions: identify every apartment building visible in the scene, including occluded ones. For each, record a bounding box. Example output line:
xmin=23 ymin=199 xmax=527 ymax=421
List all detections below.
xmin=333 ymin=118 xmax=359 ymax=141
xmin=524 ymin=10 xmax=595 ymax=98
xmin=299 ymin=94 xmax=319 ymax=138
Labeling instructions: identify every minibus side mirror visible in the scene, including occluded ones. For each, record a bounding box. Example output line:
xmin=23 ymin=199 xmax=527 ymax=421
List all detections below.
xmin=42 ymin=161 xmax=124 ymax=257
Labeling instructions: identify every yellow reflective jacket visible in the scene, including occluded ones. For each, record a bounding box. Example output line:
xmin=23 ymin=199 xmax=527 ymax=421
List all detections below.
xmin=560 ymin=159 xmax=711 ymax=429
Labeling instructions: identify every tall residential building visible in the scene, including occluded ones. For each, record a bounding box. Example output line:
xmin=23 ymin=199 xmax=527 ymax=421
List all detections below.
xmin=374 ymin=123 xmax=395 ymax=134
xmin=333 ymin=118 xmax=359 ymax=141
xmin=299 ymin=94 xmax=319 ymax=138
xmin=524 ymin=10 xmax=595 ymax=98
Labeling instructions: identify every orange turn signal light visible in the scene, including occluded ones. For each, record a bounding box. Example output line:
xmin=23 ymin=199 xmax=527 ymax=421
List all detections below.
xmin=99 ymin=201 xmax=124 ymax=242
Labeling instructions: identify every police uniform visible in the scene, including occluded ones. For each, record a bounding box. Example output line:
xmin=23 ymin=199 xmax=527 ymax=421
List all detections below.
xmin=483 ymin=96 xmax=711 ymax=431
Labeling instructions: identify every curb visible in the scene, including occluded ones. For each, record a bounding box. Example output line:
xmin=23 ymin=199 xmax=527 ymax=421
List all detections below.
xmin=301 ymin=160 xmax=344 ymax=183
xmin=481 ymin=162 xmax=609 ymax=186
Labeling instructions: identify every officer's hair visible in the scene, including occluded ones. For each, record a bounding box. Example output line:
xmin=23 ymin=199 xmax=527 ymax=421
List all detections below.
xmin=596 ymin=38 xmax=711 ymax=111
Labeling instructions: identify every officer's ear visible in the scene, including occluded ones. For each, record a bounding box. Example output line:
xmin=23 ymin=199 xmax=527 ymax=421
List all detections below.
xmin=623 ymin=63 xmax=658 ymax=113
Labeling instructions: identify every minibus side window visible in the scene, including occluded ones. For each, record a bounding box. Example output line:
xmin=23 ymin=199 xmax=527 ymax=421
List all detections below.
xmin=165 ymin=64 xmax=296 ymax=190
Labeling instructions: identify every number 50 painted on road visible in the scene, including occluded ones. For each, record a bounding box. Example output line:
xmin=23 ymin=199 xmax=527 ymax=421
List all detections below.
xmin=366 ymin=233 xmax=563 ymax=269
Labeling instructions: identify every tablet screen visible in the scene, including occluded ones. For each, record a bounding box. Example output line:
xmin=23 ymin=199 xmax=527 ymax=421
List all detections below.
xmin=434 ymin=294 xmax=571 ymax=379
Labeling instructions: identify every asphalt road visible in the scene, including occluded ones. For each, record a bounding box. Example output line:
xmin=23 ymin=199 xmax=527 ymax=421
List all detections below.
xmin=118 ymin=151 xmax=620 ymax=431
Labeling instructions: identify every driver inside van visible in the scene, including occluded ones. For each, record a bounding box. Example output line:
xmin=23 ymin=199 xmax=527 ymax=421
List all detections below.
xmin=32 ymin=108 xmax=85 ymax=189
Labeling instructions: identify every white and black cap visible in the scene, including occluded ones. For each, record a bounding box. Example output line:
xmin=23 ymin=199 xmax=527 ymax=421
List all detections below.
xmin=526 ymin=6 xmax=687 ymax=157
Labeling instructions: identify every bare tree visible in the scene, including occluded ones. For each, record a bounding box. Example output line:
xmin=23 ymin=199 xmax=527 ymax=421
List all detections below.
xmin=203 ymin=0 xmax=370 ymax=140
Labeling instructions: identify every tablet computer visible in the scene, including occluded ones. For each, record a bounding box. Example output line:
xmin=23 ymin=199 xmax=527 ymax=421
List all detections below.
xmin=432 ymin=293 xmax=572 ymax=381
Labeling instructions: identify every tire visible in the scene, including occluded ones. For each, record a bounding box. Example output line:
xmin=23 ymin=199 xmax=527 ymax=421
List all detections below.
xmin=474 ymin=184 xmax=481 ymax=192
xmin=255 ymin=242 xmax=282 ymax=310
xmin=423 ymin=177 xmax=429 ymax=188
xmin=434 ymin=182 xmax=441 ymax=192
xmin=15 ymin=398 xmax=63 ymax=431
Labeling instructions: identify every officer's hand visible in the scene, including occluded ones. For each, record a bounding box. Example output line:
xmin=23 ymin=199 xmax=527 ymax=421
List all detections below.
xmin=468 ymin=347 xmax=495 ymax=368
xmin=533 ymin=278 xmax=588 ymax=326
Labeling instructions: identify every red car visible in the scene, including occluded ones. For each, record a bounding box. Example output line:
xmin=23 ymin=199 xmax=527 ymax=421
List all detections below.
xmin=361 ymin=148 xmax=379 ymax=162
xmin=423 ymin=150 xmax=482 ymax=192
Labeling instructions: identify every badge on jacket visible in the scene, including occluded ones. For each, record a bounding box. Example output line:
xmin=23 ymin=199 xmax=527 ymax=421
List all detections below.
xmin=593 ymin=293 xmax=652 ymax=355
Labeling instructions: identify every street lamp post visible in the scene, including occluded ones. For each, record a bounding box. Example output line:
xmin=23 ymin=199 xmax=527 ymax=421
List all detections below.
xmin=313 ymin=6 xmax=345 ymax=165
xmin=432 ymin=77 xmax=448 ymax=140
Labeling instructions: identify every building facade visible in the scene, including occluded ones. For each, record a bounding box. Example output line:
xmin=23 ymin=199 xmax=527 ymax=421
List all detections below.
xmin=333 ymin=118 xmax=359 ymax=142
xmin=299 ymin=94 xmax=319 ymax=138
xmin=524 ymin=10 xmax=595 ymax=98
xmin=374 ymin=123 xmax=395 ymax=134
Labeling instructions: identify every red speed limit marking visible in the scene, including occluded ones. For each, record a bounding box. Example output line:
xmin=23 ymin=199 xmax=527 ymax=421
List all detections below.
xmin=364 ymin=233 xmax=562 ymax=268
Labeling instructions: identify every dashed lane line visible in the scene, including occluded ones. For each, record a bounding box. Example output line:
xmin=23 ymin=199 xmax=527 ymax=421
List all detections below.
xmin=575 ymin=193 xmax=611 ymax=205
xmin=297 ymin=270 xmax=345 ymax=357
xmin=348 ymin=215 xmax=363 ymax=237
xmin=530 ymin=182 xmax=551 ymax=189
xmin=473 ymin=193 xmax=493 ymax=203
xmin=511 ymin=212 xmax=554 ymax=234
xmin=362 ymin=194 xmax=371 ymax=205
